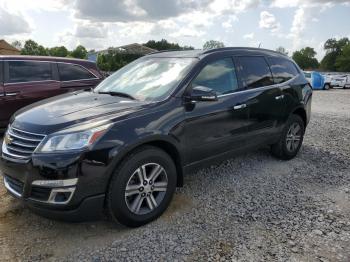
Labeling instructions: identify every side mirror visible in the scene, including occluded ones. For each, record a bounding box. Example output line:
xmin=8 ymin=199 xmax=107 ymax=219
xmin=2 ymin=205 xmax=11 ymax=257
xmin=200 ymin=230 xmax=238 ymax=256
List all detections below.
xmin=189 ymin=86 xmax=218 ymax=102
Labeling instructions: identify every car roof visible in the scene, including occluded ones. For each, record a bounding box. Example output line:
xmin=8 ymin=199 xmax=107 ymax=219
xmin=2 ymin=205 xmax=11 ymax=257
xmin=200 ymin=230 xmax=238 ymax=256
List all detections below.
xmin=146 ymin=47 xmax=289 ymax=59
xmin=0 ymin=55 xmax=96 ymax=66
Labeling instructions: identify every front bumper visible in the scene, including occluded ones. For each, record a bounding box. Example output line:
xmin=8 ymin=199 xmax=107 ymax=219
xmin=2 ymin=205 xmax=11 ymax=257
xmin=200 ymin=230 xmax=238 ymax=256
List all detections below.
xmin=0 ymin=149 xmax=112 ymax=221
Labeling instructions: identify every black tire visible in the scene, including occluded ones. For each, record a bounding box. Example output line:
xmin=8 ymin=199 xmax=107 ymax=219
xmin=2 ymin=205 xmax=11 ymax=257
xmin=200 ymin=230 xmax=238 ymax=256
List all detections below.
xmin=106 ymin=146 xmax=177 ymax=227
xmin=271 ymin=114 xmax=305 ymax=160
xmin=324 ymin=83 xmax=330 ymax=90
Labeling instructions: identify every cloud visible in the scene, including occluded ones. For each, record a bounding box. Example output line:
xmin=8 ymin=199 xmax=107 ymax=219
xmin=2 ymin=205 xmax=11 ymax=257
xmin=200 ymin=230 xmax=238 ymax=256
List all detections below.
xmin=221 ymin=15 xmax=238 ymax=29
xmin=0 ymin=8 xmax=31 ymax=36
xmin=74 ymin=23 xmax=107 ymax=38
xmin=75 ymin=0 xmax=145 ymax=22
xmin=170 ymin=28 xmax=205 ymax=38
xmin=74 ymin=0 xmax=211 ymax=22
xmin=243 ymin=32 xmax=255 ymax=39
xmin=259 ymin=11 xmax=280 ymax=33
xmin=271 ymin=0 xmax=350 ymax=8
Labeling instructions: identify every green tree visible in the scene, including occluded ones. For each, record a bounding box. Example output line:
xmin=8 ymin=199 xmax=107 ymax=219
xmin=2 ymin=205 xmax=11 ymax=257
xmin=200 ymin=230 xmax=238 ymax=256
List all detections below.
xmin=97 ymin=49 xmax=143 ymax=72
xmin=276 ymin=46 xmax=288 ymax=56
xmin=292 ymin=47 xmax=319 ymax=70
xmin=49 ymin=46 xmax=69 ymax=57
xmin=320 ymin=37 xmax=349 ymax=71
xmin=144 ymin=39 xmax=194 ymax=51
xmin=203 ymin=40 xmax=225 ymax=50
xmin=335 ymin=44 xmax=350 ymax=72
xmin=70 ymin=45 xmax=88 ymax=59
xmin=21 ymin=39 xmax=48 ymax=56
xmin=11 ymin=40 xmax=22 ymax=50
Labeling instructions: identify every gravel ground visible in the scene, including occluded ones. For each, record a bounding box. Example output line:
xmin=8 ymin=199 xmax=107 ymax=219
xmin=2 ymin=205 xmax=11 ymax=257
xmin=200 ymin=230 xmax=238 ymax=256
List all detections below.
xmin=0 ymin=89 xmax=350 ymax=261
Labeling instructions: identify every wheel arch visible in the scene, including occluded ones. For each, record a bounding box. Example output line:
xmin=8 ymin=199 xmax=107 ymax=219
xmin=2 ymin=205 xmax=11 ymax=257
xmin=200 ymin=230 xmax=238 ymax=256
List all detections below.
xmin=291 ymin=107 xmax=307 ymax=128
xmin=107 ymin=137 xmax=184 ymax=189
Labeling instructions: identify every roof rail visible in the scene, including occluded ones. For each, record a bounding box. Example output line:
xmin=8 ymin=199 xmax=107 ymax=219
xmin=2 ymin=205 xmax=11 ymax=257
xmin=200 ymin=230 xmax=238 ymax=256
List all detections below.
xmin=146 ymin=49 xmax=203 ymax=56
xmin=201 ymin=47 xmax=238 ymax=54
xmin=201 ymin=47 xmax=286 ymax=56
xmin=146 ymin=49 xmax=181 ymax=55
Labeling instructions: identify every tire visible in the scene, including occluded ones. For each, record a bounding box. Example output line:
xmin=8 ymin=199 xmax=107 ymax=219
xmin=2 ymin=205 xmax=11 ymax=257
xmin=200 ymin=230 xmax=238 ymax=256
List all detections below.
xmin=271 ymin=114 xmax=305 ymax=160
xmin=324 ymin=83 xmax=330 ymax=90
xmin=106 ymin=146 xmax=177 ymax=227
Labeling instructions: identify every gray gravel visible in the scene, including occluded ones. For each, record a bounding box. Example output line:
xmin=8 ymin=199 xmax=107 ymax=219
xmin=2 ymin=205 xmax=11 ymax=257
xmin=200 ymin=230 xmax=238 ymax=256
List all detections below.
xmin=1 ymin=89 xmax=350 ymax=261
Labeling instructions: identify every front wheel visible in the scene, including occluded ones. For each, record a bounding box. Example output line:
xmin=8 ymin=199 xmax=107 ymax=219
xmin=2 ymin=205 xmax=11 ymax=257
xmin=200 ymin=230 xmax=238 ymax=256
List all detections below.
xmin=107 ymin=146 xmax=177 ymax=227
xmin=324 ymin=83 xmax=330 ymax=90
xmin=271 ymin=114 xmax=305 ymax=160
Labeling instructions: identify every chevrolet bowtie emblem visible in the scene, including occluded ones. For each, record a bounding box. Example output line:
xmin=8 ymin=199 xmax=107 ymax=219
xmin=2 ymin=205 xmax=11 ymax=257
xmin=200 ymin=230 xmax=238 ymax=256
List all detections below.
xmin=4 ymin=133 xmax=13 ymax=145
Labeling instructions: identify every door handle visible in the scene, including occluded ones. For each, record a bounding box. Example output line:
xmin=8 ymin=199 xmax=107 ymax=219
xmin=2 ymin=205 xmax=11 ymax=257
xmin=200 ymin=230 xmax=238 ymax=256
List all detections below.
xmin=6 ymin=92 xmax=19 ymax=96
xmin=275 ymin=95 xmax=284 ymax=100
xmin=233 ymin=104 xmax=247 ymax=110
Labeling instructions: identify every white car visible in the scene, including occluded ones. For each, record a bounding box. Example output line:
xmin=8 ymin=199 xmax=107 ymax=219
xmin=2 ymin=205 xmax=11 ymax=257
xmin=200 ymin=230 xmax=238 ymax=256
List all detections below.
xmin=344 ymin=75 xmax=350 ymax=89
xmin=331 ymin=75 xmax=347 ymax=88
xmin=322 ymin=74 xmax=333 ymax=89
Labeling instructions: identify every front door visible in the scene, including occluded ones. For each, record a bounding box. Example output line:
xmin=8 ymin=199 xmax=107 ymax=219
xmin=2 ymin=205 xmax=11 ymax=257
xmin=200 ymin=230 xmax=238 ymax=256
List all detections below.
xmin=183 ymin=57 xmax=251 ymax=165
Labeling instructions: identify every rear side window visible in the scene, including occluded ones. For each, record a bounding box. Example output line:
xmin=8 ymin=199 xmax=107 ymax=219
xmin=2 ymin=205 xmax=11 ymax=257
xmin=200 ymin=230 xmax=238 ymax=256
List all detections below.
xmin=192 ymin=58 xmax=239 ymax=95
xmin=236 ymin=56 xmax=274 ymax=89
xmin=58 ymin=63 xmax=96 ymax=81
xmin=7 ymin=61 xmax=52 ymax=83
xmin=268 ymin=57 xmax=299 ymax=84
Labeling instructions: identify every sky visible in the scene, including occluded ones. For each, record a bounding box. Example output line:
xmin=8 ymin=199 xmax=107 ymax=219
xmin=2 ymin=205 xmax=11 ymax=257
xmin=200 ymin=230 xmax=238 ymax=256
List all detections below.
xmin=0 ymin=0 xmax=349 ymax=60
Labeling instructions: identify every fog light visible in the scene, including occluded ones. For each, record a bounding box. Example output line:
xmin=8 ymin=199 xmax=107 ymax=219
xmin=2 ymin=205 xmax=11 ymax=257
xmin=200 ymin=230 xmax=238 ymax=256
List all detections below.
xmin=48 ymin=187 xmax=75 ymax=204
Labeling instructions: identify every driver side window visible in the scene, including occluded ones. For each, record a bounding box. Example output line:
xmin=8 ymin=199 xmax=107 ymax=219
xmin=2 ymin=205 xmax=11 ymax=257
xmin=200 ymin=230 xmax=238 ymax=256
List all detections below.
xmin=192 ymin=58 xmax=238 ymax=95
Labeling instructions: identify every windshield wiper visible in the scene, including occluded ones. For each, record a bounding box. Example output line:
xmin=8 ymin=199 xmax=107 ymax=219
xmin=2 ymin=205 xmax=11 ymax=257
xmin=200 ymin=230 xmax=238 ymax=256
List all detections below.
xmin=98 ymin=91 xmax=136 ymax=100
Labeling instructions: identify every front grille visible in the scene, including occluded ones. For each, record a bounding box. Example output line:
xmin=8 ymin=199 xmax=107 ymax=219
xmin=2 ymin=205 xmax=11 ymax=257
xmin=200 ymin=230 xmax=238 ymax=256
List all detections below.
xmin=4 ymin=176 xmax=24 ymax=196
xmin=2 ymin=126 xmax=46 ymax=162
xmin=30 ymin=186 xmax=51 ymax=201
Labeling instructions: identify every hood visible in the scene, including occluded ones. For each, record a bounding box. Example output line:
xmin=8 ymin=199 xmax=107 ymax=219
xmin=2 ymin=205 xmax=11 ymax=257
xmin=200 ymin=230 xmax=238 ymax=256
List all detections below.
xmin=12 ymin=91 xmax=150 ymax=134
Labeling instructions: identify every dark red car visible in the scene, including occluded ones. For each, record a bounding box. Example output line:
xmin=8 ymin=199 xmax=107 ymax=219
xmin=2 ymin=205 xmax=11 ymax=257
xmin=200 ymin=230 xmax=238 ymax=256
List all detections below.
xmin=0 ymin=56 xmax=103 ymax=129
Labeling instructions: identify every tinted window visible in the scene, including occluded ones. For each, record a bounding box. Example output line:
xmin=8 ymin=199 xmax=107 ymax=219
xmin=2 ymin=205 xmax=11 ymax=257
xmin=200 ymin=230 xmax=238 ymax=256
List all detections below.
xmin=236 ymin=56 xmax=274 ymax=89
xmin=58 ymin=63 xmax=95 ymax=81
xmin=192 ymin=58 xmax=239 ymax=95
xmin=7 ymin=61 xmax=52 ymax=83
xmin=268 ymin=57 xmax=299 ymax=84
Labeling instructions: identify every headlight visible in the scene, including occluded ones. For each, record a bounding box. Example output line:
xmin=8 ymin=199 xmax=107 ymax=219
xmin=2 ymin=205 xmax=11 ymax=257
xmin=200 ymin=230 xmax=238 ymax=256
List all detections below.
xmin=39 ymin=124 xmax=111 ymax=153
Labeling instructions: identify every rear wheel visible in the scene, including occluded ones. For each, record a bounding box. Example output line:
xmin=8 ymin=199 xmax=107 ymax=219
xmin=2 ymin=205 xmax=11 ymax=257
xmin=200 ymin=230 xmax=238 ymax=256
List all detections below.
xmin=107 ymin=146 xmax=177 ymax=227
xmin=271 ymin=114 xmax=305 ymax=160
xmin=324 ymin=83 xmax=330 ymax=90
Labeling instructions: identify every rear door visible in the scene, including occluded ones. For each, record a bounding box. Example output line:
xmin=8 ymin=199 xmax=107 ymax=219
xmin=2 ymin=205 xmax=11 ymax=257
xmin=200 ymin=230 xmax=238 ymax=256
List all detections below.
xmin=58 ymin=62 xmax=101 ymax=91
xmin=267 ymin=56 xmax=305 ymax=121
xmin=234 ymin=56 xmax=285 ymax=145
xmin=3 ymin=60 xmax=61 ymax=122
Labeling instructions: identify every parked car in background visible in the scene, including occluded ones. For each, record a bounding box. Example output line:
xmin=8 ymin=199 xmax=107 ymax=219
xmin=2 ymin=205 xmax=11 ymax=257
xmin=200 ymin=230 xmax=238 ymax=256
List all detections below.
xmin=0 ymin=48 xmax=312 ymax=227
xmin=0 ymin=56 xmax=103 ymax=129
xmin=330 ymin=75 xmax=347 ymax=88
xmin=304 ymin=71 xmax=326 ymax=90
xmin=321 ymin=73 xmax=332 ymax=89
xmin=345 ymin=75 xmax=350 ymax=89
xmin=304 ymin=71 xmax=312 ymax=84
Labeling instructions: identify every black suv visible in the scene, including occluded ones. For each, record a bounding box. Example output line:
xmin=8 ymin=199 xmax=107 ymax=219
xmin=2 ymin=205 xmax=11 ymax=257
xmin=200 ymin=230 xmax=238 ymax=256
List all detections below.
xmin=0 ymin=48 xmax=312 ymax=227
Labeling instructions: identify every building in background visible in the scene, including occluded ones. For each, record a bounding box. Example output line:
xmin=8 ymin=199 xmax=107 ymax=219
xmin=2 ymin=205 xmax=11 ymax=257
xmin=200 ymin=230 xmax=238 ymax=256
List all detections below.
xmin=0 ymin=40 xmax=20 ymax=55
xmin=88 ymin=43 xmax=157 ymax=62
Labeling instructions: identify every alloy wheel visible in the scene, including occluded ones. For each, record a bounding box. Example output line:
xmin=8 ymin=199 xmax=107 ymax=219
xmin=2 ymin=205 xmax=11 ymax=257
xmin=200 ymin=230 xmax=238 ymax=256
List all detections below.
xmin=286 ymin=122 xmax=302 ymax=152
xmin=125 ymin=163 xmax=168 ymax=215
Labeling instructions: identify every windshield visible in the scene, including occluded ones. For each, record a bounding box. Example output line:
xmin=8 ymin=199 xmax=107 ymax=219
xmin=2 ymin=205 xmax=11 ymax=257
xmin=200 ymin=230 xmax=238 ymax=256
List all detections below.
xmin=304 ymin=72 xmax=311 ymax=78
xmin=94 ymin=57 xmax=197 ymax=101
